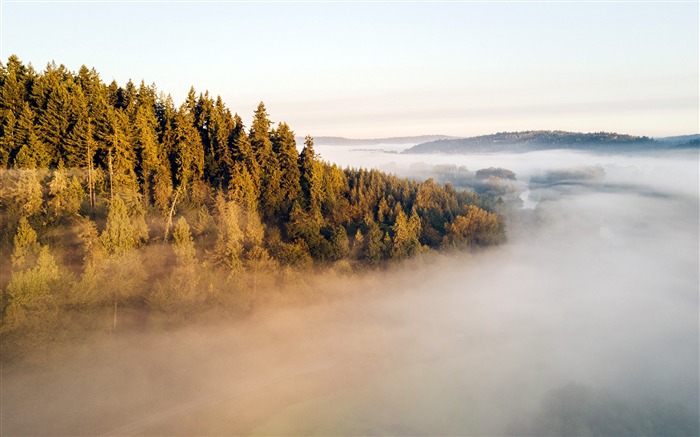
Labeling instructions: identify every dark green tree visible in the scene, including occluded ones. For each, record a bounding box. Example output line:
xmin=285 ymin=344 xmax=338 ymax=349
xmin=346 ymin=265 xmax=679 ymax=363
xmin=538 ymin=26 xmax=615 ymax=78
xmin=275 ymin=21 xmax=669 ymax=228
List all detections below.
xmin=173 ymin=102 xmax=205 ymax=196
xmin=299 ymin=136 xmax=323 ymax=220
xmin=12 ymin=103 xmax=50 ymax=169
xmin=271 ymin=122 xmax=301 ymax=215
xmin=249 ymin=103 xmax=282 ymax=221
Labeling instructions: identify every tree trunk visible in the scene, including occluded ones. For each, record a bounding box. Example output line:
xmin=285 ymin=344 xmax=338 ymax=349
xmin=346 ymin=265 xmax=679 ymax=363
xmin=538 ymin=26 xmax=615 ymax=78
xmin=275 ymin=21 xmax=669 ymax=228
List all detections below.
xmin=163 ymin=188 xmax=181 ymax=242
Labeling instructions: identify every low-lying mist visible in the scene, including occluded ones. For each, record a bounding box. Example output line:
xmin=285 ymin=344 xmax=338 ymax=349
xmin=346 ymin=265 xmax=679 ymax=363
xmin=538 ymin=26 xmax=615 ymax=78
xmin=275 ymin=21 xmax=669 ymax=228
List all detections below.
xmin=2 ymin=147 xmax=698 ymax=436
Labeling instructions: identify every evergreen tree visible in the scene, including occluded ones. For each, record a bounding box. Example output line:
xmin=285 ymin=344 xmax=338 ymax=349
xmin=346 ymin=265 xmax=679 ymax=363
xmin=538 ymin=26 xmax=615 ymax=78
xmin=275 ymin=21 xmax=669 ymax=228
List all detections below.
xmin=299 ymin=136 xmax=323 ymax=220
xmin=0 ymin=55 xmax=33 ymax=118
xmin=100 ymin=195 xmax=137 ymax=256
xmin=390 ymin=206 xmax=421 ymax=260
xmin=173 ymin=103 xmax=205 ymax=195
xmin=0 ymin=110 xmax=16 ymax=167
xmin=3 ymin=245 xmax=63 ymax=338
xmin=271 ymin=122 xmax=301 ymax=215
xmin=63 ymin=89 xmax=97 ymax=176
xmin=13 ymin=103 xmax=50 ymax=169
xmin=132 ymin=103 xmax=160 ymax=201
xmin=100 ymin=107 xmax=139 ymax=197
xmin=249 ymin=102 xmax=274 ymax=170
xmin=202 ymin=96 xmax=235 ymax=188
xmin=229 ymin=118 xmax=260 ymax=201
xmin=249 ymin=103 xmax=282 ymax=221
xmin=152 ymin=94 xmax=177 ymax=213
xmin=351 ymin=229 xmax=364 ymax=260
xmin=228 ymin=161 xmax=258 ymax=213
xmin=33 ymin=64 xmax=76 ymax=166
xmin=363 ymin=214 xmax=384 ymax=265
xmin=328 ymin=226 xmax=350 ymax=261
xmin=11 ymin=217 xmax=40 ymax=270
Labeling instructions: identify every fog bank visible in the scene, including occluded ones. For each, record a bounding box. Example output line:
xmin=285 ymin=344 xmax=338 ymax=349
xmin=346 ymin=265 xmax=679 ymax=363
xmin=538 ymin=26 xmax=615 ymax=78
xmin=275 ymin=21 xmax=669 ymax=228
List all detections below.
xmin=2 ymin=147 xmax=698 ymax=436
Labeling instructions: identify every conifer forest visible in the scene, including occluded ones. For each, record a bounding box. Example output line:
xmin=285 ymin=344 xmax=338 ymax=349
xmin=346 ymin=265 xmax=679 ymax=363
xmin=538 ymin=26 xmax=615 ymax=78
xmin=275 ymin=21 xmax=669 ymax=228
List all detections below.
xmin=0 ymin=57 xmax=504 ymax=361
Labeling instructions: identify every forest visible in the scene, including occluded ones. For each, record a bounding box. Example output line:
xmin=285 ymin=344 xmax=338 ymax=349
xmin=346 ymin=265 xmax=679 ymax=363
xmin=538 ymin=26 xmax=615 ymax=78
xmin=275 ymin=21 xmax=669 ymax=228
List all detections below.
xmin=0 ymin=56 xmax=503 ymax=361
xmin=402 ymin=130 xmax=686 ymax=153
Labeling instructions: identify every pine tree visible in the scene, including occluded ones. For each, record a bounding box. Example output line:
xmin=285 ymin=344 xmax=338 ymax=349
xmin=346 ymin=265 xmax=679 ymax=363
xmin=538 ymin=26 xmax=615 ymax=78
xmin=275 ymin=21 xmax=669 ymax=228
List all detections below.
xmin=201 ymin=96 xmax=235 ymax=188
xmin=229 ymin=116 xmax=260 ymax=201
xmin=193 ymin=91 xmax=217 ymax=185
xmin=329 ymin=226 xmax=350 ymax=261
xmin=363 ymin=214 xmax=384 ymax=265
xmin=33 ymin=64 xmax=76 ymax=166
xmin=151 ymin=94 xmax=177 ymax=213
xmin=0 ymin=55 xmax=33 ymax=117
xmin=390 ymin=206 xmax=421 ymax=260
xmin=13 ymin=103 xmax=50 ymax=169
xmin=100 ymin=107 xmax=139 ymax=197
xmin=351 ymin=228 xmax=364 ymax=260
xmin=271 ymin=122 xmax=301 ymax=216
xmin=299 ymin=136 xmax=323 ymax=220
xmin=214 ymin=97 xmax=235 ymax=180
xmin=249 ymin=102 xmax=282 ymax=220
xmin=132 ymin=103 xmax=160 ymax=200
xmin=0 ymin=56 xmax=34 ymax=168
xmin=152 ymin=161 xmax=174 ymax=214
xmin=0 ymin=110 xmax=16 ymax=168
xmin=249 ymin=102 xmax=274 ymax=170
xmin=228 ymin=161 xmax=258 ymax=213
xmin=173 ymin=103 xmax=204 ymax=195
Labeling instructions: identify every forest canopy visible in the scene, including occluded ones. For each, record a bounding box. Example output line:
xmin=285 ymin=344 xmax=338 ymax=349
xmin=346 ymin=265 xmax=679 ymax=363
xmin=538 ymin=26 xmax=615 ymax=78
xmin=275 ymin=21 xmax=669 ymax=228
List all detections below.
xmin=0 ymin=56 xmax=503 ymax=359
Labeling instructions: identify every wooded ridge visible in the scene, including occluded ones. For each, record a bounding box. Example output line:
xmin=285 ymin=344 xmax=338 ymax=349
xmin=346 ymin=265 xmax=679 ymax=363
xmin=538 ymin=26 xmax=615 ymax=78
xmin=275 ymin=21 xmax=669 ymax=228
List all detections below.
xmin=403 ymin=130 xmax=698 ymax=153
xmin=0 ymin=56 xmax=504 ymax=360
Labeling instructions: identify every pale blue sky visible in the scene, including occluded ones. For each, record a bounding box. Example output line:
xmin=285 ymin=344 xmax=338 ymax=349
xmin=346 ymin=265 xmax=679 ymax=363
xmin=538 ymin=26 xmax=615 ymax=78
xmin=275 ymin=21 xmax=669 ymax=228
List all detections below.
xmin=2 ymin=1 xmax=698 ymax=138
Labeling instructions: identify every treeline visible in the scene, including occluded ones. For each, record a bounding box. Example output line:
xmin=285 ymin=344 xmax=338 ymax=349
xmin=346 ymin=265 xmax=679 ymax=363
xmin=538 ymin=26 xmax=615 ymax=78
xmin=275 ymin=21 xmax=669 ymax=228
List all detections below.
xmin=404 ymin=130 xmax=657 ymax=154
xmin=0 ymin=56 xmax=503 ymax=357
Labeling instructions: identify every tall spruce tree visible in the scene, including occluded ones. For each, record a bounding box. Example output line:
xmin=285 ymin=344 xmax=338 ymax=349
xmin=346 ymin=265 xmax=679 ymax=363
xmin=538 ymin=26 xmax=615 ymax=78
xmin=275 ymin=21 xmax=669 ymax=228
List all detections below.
xmin=299 ymin=136 xmax=323 ymax=220
xmin=13 ymin=103 xmax=50 ymax=169
xmin=229 ymin=114 xmax=260 ymax=202
xmin=249 ymin=102 xmax=282 ymax=221
xmin=173 ymin=102 xmax=204 ymax=196
xmin=271 ymin=122 xmax=301 ymax=216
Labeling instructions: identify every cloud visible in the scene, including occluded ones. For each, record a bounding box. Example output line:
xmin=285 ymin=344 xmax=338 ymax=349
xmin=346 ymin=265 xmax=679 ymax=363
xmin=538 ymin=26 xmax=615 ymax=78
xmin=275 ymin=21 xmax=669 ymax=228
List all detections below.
xmin=2 ymin=148 xmax=697 ymax=435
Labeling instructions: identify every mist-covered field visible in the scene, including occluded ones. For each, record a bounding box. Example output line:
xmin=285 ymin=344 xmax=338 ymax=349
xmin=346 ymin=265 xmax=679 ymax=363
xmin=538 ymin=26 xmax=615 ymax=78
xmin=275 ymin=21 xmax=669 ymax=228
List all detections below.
xmin=2 ymin=145 xmax=698 ymax=436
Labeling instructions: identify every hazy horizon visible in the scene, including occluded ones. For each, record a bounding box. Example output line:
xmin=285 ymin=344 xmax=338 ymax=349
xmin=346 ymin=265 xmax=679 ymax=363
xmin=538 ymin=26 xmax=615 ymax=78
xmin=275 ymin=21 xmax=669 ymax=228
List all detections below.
xmin=305 ymin=130 xmax=700 ymax=140
xmin=3 ymin=2 xmax=698 ymax=138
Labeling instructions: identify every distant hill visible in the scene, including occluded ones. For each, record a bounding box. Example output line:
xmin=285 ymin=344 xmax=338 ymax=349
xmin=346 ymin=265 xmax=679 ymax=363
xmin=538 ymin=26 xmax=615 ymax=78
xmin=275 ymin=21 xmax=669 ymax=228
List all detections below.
xmin=297 ymin=135 xmax=457 ymax=146
xmin=654 ymin=134 xmax=700 ymax=144
xmin=655 ymin=134 xmax=700 ymax=148
xmin=403 ymin=131 xmax=699 ymax=154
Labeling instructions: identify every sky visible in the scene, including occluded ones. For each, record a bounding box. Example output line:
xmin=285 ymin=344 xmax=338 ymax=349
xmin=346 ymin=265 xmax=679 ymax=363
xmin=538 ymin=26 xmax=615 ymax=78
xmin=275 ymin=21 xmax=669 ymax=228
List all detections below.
xmin=1 ymin=1 xmax=698 ymax=138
